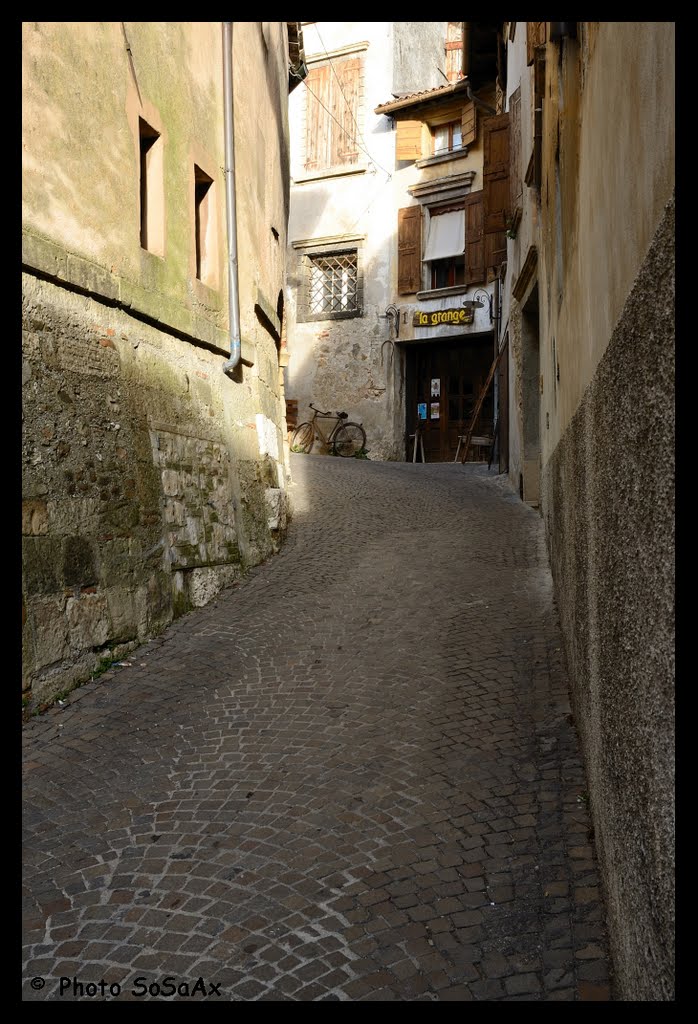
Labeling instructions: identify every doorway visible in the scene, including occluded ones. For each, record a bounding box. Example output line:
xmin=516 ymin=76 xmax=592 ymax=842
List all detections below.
xmin=405 ymin=335 xmax=494 ymax=462
xmin=521 ymin=286 xmax=540 ymax=504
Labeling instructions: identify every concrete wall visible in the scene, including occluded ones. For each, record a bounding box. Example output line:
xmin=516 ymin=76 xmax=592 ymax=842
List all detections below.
xmin=542 ymin=194 xmax=674 ymax=1000
xmin=285 ymin=22 xmax=455 ymax=461
xmin=22 ymin=22 xmax=292 ymax=707
xmin=502 ymin=22 xmax=675 ymax=999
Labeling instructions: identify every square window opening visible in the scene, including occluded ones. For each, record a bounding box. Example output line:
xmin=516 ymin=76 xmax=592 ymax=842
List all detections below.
xmin=430 ymin=255 xmax=466 ymax=289
xmin=432 ymin=121 xmax=463 ymax=156
xmin=308 ymin=251 xmax=359 ymax=317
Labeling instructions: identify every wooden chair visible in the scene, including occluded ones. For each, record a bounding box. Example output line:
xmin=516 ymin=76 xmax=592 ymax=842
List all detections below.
xmin=454 ymin=434 xmax=492 ymax=463
xmin=408 ymin=425 xmax=426 ymax=463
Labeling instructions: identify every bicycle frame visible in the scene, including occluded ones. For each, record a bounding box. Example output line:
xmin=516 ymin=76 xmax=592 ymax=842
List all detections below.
xmin=291 ymin=403 xmax=366 ymax=458
xmin=310 ymin=410 xmax=344 ymax=448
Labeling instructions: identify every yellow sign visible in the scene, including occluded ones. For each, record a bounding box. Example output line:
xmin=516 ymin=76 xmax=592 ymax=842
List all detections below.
xmin=412 ymin=307 xmax=474 ymax=327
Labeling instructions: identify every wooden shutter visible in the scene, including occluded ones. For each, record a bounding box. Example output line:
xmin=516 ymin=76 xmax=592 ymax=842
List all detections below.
xmin=335 ymin=57 xmax=361 ymax=166
xmin=461 ymin=101 xmax=476 ymax=147
xmin=526 ymin=22 xmax=546 ymax=65
xmin=483 ymin=113 xmax=510 ymax=234
xmin=304 ymin=64 xmax=331 ymax=171
xmin=464 ymin=191 xmax=485 ymax=285
xmin=445 ymin=22 xmax=464 ymax=82
xmin=533 ymin=49 xmax=545 ymax=191
xmin=485 ymin=230 xmax=507 ymax=280
xmin=397 ymin=206 xmax=421 ymax=294
xmin=509 ymin=86 xmax=522 ymax=229
xmin=396 ymin=119 xmax=423 ymax=162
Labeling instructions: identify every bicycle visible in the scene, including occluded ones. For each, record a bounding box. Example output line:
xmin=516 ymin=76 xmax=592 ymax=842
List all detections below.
xmin=291 ymin=403 xmax=367 ymax=457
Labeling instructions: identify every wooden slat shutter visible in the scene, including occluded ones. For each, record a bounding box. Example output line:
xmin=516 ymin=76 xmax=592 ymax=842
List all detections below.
xmin=533 ymin=49 xmax=545 ymax=191
xmin=304 ymin=64 xmax=331 ymax=171
xmin=526 ymin=22 xmax=546 ymax=65
xmin=445 ymin=21 xmax=464 ymax=82
xmin=397 ymin=206 xmax=421 ymax=294
xmin=464 ymin=191 xmax=485 ymax=285
xmin=461 ymin=100 xmax=476 ymax=147
xmin=509 ymin=86 xmax=523 ymax=229
xmin=485 ymin=229 xmax=507 ymax=281
xmin=483 ymin=113 xmax=510 ymax=233
xmin=335 ymin=57 xmax=360 ymax=166
xmin=396 ymin=120 xmax=423 ymax=162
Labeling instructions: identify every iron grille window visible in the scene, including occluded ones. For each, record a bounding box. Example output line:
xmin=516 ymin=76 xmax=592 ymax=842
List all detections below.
xmin=309 ymin=252 xmax=359 ymax=316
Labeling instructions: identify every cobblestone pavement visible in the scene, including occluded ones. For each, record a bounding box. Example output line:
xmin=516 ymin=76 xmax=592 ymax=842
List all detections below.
xmin=23 ymin=455 xmax=612 ymax=1001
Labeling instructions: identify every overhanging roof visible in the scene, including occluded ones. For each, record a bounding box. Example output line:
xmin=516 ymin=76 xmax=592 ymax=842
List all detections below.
xmin=375 ymin=78 xmax=472 ymax=117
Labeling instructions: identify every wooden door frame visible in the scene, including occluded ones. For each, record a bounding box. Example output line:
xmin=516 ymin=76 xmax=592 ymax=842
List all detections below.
xmin=402 ymin=332 xmax=494 ymax=462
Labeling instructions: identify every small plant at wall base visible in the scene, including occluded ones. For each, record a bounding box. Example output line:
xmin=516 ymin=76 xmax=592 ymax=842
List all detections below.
xmin=353 ymin=448 xmax=370 ymax=459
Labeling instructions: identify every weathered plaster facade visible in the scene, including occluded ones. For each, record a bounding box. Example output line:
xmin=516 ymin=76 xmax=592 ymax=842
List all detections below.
xmin=22 ymin=22 xmax=294 ymax=706
xmin=285 ymin=22 xmax=453 ymax=461
xmin=501 ymin=22 xmax=675 ymax=999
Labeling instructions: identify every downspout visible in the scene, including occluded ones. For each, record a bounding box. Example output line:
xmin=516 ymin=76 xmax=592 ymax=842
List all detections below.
xmin=461 ymin=22 xmax=497 ymax=115
xmin=465 ymin=80 xmax=497 ymax=117
xmin=222 ymin=22 xmax=241 ymax=374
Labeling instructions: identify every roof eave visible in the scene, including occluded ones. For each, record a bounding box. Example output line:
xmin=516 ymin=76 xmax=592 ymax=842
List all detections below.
xmin=374 ymin=78 xmax=471 ymax=117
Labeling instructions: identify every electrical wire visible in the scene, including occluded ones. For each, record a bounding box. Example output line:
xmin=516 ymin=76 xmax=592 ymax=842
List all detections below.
xmin=344 ymin=171 xmax=393 ymax=234
xmin=314 ymin=25 xmax=370 ymax=161
xmin=290 ymin=65 xmax=393 ymax=180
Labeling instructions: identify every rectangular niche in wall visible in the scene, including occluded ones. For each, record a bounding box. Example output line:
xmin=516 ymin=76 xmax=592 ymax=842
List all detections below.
xmin=194 ymin=164 xmax=218 ymax=288
xmin=139 ymin=118 xmax=164 ymax=256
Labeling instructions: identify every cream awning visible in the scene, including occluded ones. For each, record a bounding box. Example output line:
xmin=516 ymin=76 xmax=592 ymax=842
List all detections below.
xmin=422 ymin=209 xmax=465 ymax=262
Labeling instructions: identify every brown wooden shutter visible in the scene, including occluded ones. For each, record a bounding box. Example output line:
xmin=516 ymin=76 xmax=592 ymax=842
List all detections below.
xmin=483 ymin=113 xmax=510 ymax=234
xmin=533 ymin=49 xmax=545 ymax=191
xmin=305 ymin=64 xmax=331 ymax=171
xmin=464 ymin=191 xmax=485 ymax=285
xmin=461 ymin=100 xmax=476 ymax=147
xmin=397 ymin=206 xmax=421 ymax=294
xmin=335 ymin=57 xmax=361 ymax=166
xmin=485 ymin=230 xmax=507 ymax=281
xmin=526 ymin=22 xmax=546 ymax=65
xmin=509 ymin=86 xmax=522 ymax=229
xmin=396 ymin=120 xmax=422 ymax=162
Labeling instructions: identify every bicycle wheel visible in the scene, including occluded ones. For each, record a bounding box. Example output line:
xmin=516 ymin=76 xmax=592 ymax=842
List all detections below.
xmin=333 ymin=422 xmax=366 ymax=457
xmin=291 ymin=422 xmax=314 ymax=453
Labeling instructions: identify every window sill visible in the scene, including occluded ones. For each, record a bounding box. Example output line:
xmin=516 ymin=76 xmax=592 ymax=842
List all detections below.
xmin=299 ymin=309 xmax=363 ymax=322
xmin=416 ymin=285 xmax=469 ymax=301
xmin=292 ymin=166 xmax=367 ymax=184
xmin=415 ymin=148 xmax=469 ymax=170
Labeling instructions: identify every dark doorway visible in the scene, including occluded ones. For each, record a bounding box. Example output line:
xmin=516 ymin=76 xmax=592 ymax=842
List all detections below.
xmin=497 ymin=335 xmax=509 ymax=473
xmin=521 ymin=286 xmax=541 ymax=505
xmin=405 ymin=334 xmax=494 ymax=462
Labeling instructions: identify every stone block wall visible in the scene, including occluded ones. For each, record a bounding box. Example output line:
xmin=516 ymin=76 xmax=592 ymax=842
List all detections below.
xmin=22 ymin=276 xmax=287 ymax=707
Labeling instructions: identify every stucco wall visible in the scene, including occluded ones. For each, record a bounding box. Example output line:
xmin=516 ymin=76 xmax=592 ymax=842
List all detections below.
xmin=542 ymin=194 xmax=675 ymax=1000
xmin=538 ymin=22 xmax=675 ymax=463
xmin=22 ymin=22 xmax=292 ymax=707
xmin=286 ymin=22 xmax=495 ymax=461
xmin=392 ymin=22 xmax=448 ymax=95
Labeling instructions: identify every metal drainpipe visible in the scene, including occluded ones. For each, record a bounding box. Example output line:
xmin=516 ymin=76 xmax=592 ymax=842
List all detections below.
xmin=465 ymin=81 xmax=497 ymax=117
xmin=222 ymin=22 xmax=241 ymax=374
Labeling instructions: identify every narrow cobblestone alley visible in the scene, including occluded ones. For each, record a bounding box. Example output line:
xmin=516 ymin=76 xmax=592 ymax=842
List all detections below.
xmin=22 ymin=455 xmax=612 ymax=1001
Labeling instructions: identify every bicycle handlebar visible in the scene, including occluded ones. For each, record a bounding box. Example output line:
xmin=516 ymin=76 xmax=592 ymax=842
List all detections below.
xmin=309 ymin=403 xmax=332 ymax=416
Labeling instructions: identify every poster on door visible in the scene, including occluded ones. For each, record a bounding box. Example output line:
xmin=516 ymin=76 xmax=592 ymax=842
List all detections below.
xmin=430 ymin=403 xmax=440 ymax=419
xmin=431 ymin=378 xmax=441 ymax=398
xmin=417 ymin=403 xmax=427 ymax=420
